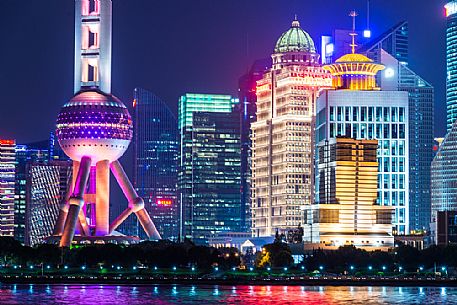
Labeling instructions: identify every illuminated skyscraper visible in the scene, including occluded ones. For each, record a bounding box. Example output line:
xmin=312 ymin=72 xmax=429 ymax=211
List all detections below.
xmin=0 ymin=140 xmax=16 ymax=237
xmin=14 ymin=141 xmax=49 ymax=243
xmin=251 ymin=18 xmax=333 ymax=237
xmin=308 ymin=138 xmax=394 ymax=250
xmin=132 ymin=88 xmax=178 ymax=240
xmin=178 ymin=93 xmax=241 ymax=244
xmin=26 ymin=161 xmax=72 ymax=246
xmin=315 ymin=49 xmax=409 ymax=235
xmin=237 ymin=58 xmax=271 ymax=233
xmin=446 ymin=1 xmax=457 ymax=129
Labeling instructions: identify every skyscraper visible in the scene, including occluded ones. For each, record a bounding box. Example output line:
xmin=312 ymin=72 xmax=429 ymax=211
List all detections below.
xmin=314 ymin=52 xmax=409 ymax=235
xmin=431 ymin=121 xmax=457 ymax=243
xmin=251 ymin=18 xmax=332 ymax=237
xmin=446 ymin=1 xmax=457 ymax=130
xmin=133 ymin=88 xmax=178 ymax=240
xmin=308 ymin=138 xmax=394 ymax=250
xmin=323 ymin=21 xmax=434 ymax=233
xmin=26 ymin=161 xmax=72 ymax=246
xmin=14 ymin=141 xmax=49 ymax=243
xmin=178 ymin=93 xmax=241 ymax=244
xmin=0 ymin=140 xmax=16 ymax=237
xmin=237 ymin=58 xmax=271 ymax=233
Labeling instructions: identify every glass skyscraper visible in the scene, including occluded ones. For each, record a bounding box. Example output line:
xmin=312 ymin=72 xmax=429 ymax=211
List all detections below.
xmin=446 ymin=1 xmax=457 ymax=130
xmin=0 ymin=140 xmax=16 ymax=237
xmin=132 ymin=88 xmax=178 ymax=240
xmin=26 ymin=161 xmax=72 ymax=246
xmin=178 ymin=93 xmax=241 ymax=244
xmin=14 ymin=140 xmax=49 ymax=243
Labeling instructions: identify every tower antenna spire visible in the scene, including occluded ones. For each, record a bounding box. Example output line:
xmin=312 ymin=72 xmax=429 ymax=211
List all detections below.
xmin=349 ymin=10 xmax=358 ymax=54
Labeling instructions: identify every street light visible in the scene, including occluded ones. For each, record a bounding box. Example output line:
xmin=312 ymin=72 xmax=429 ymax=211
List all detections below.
xmin=319 ymin=266 xmax=324 ymax=271
xmin=172 ymin=266 xmax=177 ymax=271
xmin=283 ymin=267 xmax=288 ymax=272
xmin=214 ymin=267 xmax=219 ymax=272
xmin=382 ymin=266 xmax=386 ymax=271
xmin=350 ymin=265 xmax=354 ymax=271
xmin=368 ymin=266 xmax=373 ymax=271
xmin=192 ymin=267 xmax=196 ymax=272
xmin=267 ymin=267 xmax=271 ymax=271
xmin=249 ymin=267 xmax=254 ymax=272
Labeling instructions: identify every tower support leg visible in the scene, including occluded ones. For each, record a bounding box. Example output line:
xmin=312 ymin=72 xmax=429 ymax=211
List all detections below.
xmin=95 ymin=160 xmax=110 ymax=236
xmin=59 ymin=156 xmax=91 ymax=247
xmin=110 ymin=160 xmax=161 ymax=240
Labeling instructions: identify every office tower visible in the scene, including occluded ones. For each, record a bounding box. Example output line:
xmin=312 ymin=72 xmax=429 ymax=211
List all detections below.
xmin=26 ymin=161 xmax=72 ymax=246
xmin=14 ymin=141 xmax=49 ymax=243
xmin=446 ymin=1 xmax=457 ymax=130
xmin=324 ymin=21 xmax=433 ymax=234
xmin=132 ymin=88 xmax=178 ymax=240
xmin=251 ymin=18 xmax=333 ymax=237
xmin=431 ymin=122 xmax=457 ymax=243
xmin=314 ymin=51 xmax=409 ymax=235
xmin=308 ymin=138 xmax=394 ymax=250
xmin=0 ymin=140 xmax=16 ymax=237
xmin=237 ymin=58 xmax=271 ymax=233
xmin=178 ymin=93 xmax=241 ymax=244
xmin=51 ymin=0 xmax=160 ymax=247
xmin=371 ymin=50 xmax=434 ymax=233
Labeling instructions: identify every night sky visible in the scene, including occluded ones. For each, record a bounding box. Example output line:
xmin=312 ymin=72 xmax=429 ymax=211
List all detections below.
xmin=0 ymin=0 xmax=448 ymax=142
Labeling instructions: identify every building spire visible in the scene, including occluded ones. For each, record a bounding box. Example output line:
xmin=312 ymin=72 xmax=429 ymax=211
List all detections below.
xmin=292 ymin=14 xmax=300 ymax=27
xmin=349 ymin=10 xmax=358 ymax=54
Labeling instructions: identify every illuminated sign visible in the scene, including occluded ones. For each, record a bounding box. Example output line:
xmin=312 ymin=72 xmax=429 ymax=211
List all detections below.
xmin=0 ymin=140 xmax=15 ymax=145
xmin=289 ymin=73 xmax=333 ymax=87
xmin=446 ymin=2 xmax=457 ymax=17
xmin=363 ymin=29 xmax=371 ymax=38
xmin=325 ymin=43 xmax=334 ymax=55
xmin=156 ymin=198 xmax=172 ymax=206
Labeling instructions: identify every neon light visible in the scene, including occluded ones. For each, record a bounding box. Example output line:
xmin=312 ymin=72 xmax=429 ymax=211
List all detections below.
xmin=156 ymin=198 xmax=172 ymax=206
xmin=363 ymin=30 xmax=371 ymax=38
xmin=446 ymin=2 xmax=457 ymax=17
xmin=0 ymin=140 xmax=15 ymax=145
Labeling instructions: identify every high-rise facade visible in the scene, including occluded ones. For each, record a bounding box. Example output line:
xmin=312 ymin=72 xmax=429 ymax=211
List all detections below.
xmin=14 ymin=141 xmax=49 ymax=243
xmin=323 ymin=21 xmax=434 ymax=234
xmin=133 ymin=88 xmax=178 ymax=240
xmin=315 ymin=52 xmax=409 ymax=235
xmin=308 ymin=138 xmax=394 ymax=250
xmin=178 ymin=93 xmax=241 ymax=244
xmin=0 ymin=140 xmax=16 ymax=237
xmin=446 ymin=1 xmax=457 ymax=130
xmin=26 ymin=161 xmax=72 ymax=246
xmin=251 ymin=18 xmax=333 ymax=237
xmin=237 ymin=58 xmax=271 ymax=233
xmin=431 ymin=121 xmax=457 ymax=241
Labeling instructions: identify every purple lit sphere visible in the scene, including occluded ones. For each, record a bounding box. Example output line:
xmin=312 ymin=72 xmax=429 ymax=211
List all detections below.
xmin=56 ymin=90 xmax=133 ymax=164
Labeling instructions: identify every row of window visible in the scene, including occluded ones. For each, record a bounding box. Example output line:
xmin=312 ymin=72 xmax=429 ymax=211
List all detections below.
xmin=329 ymin=106 xmax=406 ymax=123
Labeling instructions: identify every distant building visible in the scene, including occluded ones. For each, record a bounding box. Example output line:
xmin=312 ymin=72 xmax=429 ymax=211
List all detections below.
xmin=435 ymin=211 xmax=457 ymax=246
xmin=251 ymin=17 xmax=332 ymax=237
xmin=0 ymin=140 xmax=16 ymax=237
xmin=237 ymin=58 xmax=271 ymax=233
xmin=307 ymin=138 xmax=394 ymax=250
xmin=132 ymin=88 xmax=179 ymax=240
xmin=26 ymin=161 xmax=72 ymax=246
xmin=446 ymin=1 xmax=457 ymax=130
xmin=431 ymin=121 xmax=457 ymax=243
xmin=178 ymin=93 xmax=241 ymax=244
xmin=14 ymin=140 xmax=49 ymax=243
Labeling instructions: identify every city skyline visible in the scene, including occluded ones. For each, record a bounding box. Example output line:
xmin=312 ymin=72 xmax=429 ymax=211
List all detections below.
xmin=0 ymin=0 xmax=448 ymax=144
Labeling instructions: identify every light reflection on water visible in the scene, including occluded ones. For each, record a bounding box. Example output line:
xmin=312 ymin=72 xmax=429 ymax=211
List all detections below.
xmin=0 ymin=284 xmax=456 ymax=305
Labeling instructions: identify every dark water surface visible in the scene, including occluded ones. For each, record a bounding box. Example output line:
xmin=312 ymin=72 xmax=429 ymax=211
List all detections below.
xmin=0 ymin=284 xmax=456 ymax=304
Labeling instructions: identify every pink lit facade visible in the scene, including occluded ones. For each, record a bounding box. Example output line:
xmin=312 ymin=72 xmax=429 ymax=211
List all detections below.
xmin=52 ymin=0 xmax=160 ymax=247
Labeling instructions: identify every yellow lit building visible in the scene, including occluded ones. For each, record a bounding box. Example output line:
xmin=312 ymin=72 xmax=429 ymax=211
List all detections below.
xmin=251 ymin=18 xmax=332 ymax=237
xmin=307 ymin=138 xmax=394 ymax=250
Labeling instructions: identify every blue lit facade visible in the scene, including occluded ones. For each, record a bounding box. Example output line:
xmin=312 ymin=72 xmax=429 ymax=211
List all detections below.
xmin=131 ymin=88 xmax=178 ymax=240
xmin=446 ymin=1 xmax=457 ymax=130
xmin=178 ymin=94 xmax=241 ymax=244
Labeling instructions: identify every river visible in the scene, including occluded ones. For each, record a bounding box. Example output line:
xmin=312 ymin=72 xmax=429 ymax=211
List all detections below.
xmin=0 ymin=284 xmax=456 ymax=304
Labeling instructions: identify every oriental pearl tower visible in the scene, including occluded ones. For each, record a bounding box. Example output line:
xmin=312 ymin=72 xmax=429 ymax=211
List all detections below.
xmin=51 ymin=0 xmax=160 ymax=247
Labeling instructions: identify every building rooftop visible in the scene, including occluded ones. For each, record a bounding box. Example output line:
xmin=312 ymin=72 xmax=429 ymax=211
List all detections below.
xmin=274 ymin=17 xmax=316 ymax=54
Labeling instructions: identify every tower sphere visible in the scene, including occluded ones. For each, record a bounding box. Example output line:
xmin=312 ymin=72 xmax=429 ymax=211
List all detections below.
xmin=56 ymin=90 xmax=133 ymax=165
xmin=274 ymin=18 xmax=316 ymax=53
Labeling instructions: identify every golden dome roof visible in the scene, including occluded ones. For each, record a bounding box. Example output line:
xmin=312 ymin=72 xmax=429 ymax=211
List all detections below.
xmin=335 ymin=53 xmax=373 ymax=63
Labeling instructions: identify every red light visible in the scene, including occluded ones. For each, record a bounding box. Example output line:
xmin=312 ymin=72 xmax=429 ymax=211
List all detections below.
xmin=156 ymin=198 xmax=172 ymax=206
xmin=0 ymin=140 xmax=15 ymax=145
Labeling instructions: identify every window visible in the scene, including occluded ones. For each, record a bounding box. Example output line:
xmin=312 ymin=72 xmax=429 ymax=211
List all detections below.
xmin=384 ymin=174 xmax=390 ymax=189
xmin=399 ymin=107 xmax=405 ymax=122
xmin=337 ymin=107 xmax=343 ymax=121
xmin=368 ymin=107 xmax=374 ymax=121
xmin=361 ymin=107 xmax=367 ymax=121
xmin=329 ymin=107 xmax=335 ymax=121
xmin=399 ymin=157 xmax=405 ymax=172
xmin=376 ymin=107 xmax=382 ymax=122
xmin=345 ymin=107 xmax=351 ymax=121
xmin=391 ymin=107 xmax=398 ymax=122
xmin=383 ymin=107 xmax=390 ymax=122
xmin=392 ymin=124 xmax=398 ymax=139
xmin=376 ymin=124 xmax=382 ymax=139
xmin=399 ymin=124 xmax=405 ymax=139
xmin=352 ymin=107 xmax=359 ymax=121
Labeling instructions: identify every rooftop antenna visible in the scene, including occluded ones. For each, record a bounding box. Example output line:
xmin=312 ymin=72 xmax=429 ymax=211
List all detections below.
xmin=364 ymin=0 xmax=372 ymax=38
xmin=349 ymin=10 xmax=358 ymax=54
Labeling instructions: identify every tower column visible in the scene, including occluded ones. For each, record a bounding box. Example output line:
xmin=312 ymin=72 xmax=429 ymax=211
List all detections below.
xmin=95 ymin=159 xmax=110 ymax=236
